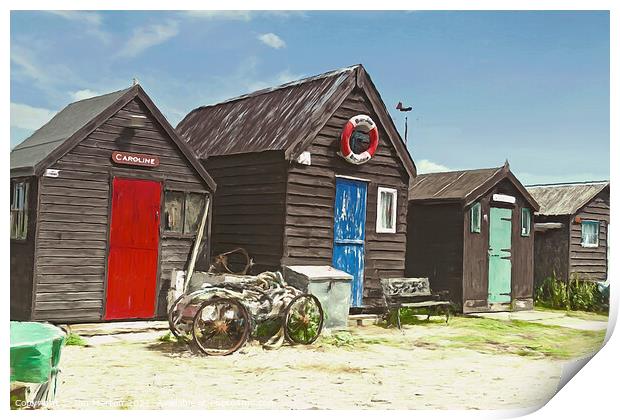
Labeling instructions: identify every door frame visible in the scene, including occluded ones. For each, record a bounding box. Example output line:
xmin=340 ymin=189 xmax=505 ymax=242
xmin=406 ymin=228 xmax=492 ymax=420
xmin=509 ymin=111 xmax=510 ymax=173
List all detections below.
xmin=487 ymin=205 xmax=514 ymax=306
xmin=333 ymin=175 xmax=369 ymax=308
xmin=103 ymin=172 xmax=164 ymax=320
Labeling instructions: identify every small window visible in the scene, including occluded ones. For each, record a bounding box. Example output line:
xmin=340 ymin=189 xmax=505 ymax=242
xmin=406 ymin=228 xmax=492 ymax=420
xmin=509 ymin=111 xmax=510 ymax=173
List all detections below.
xmin=10 ymin=181 xmax=29 ymax=240
xmin=470 ymin=202 xmax=481 ymax=233
xmin=184 ymin=193 xmax=206 ymax=234
xmin=521 ymin=208 xmax=531 ymax=237
xmin=164 ymin=191 xmax=185 ymax=233
xmin=164 ymin=191 xmax=207 ymax=235
xmin=581 ymin=220 xmax=600 ymax=247
xmin=376 ymin=187 xmax=397 ymax=233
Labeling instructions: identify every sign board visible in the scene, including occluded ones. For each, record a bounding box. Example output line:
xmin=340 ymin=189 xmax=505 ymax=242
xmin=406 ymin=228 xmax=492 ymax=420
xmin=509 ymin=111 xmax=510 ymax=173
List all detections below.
xmin=492 ymin=193 xmax=516 ymax=204
xmin=44 ymin=169 xmax=60 ymax=178
xmin=111 ymin=151 xmax=160 ymax=168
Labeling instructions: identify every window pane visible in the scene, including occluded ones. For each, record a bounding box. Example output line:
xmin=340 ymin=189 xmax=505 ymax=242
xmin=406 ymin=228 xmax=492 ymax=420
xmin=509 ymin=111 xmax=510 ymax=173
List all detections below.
xmin=164 ymin=191 xmax=184 ymax=233
xmin=184 ymin=193 xmax=206 ymax=234
xmin=377 ymin=188 xmax=397 ymax=233
xmin=10 ymin=181 xmax=28 ymax=240
xmin=581 ymin=221 xmax=599 ymax=246
xmin=381 ymin=191 xmax=394 ymax=229
xmin=521 ymin=208 xmax=531 ymax=236
xmin=471 ymin=202 xmax=481 ymax=233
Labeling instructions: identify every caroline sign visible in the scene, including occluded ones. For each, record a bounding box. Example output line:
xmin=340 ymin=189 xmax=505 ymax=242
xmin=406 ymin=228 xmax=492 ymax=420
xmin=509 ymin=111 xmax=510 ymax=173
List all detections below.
xmin=112 ymin=151 xmax=160 ymax=168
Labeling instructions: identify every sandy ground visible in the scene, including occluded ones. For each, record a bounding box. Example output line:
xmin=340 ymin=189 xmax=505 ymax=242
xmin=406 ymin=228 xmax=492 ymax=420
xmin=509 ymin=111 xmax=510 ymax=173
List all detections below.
xmin=50 ymin=323 xmax=576 ymax=410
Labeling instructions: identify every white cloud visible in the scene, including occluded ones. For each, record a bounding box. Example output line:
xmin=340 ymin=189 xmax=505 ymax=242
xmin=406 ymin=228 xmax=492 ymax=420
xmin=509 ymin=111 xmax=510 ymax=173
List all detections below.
xmin=183 ymin=11 xmax=253 ymax=21
xmin=118 ymin=21 xmax=179 ymax=58
xmin=11 ymin=102 xmax=57 ymax=131
xmin=11 ymin=48 xmax=45 ymax=83
xmin=417 ymin=159 xmax=452 ymax=174
xmin=45 ymin=11 xmax=109 ymax=43
xmin=70 ymin=89 xmax=102 ymax=102
xmin=182 ymin=11 xmax=304 ymax=21
xmin=257 ymin=33 xmax=286 ymax=49
xmin=46 ymin=11 xmax=102 ymax=26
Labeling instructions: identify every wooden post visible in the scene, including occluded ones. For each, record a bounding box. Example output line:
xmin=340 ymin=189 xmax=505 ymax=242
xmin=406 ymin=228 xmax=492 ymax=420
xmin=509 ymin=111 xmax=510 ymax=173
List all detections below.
xmin=184 ymin=196 xmax=210 ymax=293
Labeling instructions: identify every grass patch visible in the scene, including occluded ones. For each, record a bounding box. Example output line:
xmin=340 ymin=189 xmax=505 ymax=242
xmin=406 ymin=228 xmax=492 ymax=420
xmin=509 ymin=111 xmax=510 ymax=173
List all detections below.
xmin=318 ymin=331 xmax=398 ymax=349
xmin=65 ymin=332 xmax=88 ymax=347
xmin=534 ymin=305 xmax=609 ymax=322
xmin=412 ymin=316 xmax=605 ymax=360
xmin=158 ymin=331 xmax=177 ymax=343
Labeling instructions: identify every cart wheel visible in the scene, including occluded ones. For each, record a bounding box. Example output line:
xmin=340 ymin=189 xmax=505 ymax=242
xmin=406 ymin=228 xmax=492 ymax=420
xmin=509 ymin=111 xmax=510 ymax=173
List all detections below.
xmin=284 ymin=294 xmax=324 ymax=345
xmin=192 ymin=298 xmax=250 ymax=356
xmin=168 ymin=294 xmax=193 ymax=339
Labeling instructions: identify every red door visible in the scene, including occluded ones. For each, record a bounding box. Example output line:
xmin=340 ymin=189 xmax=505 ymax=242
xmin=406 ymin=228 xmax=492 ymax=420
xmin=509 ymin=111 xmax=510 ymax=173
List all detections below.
xmin=105 ymin=178 xmax=161 ymax=320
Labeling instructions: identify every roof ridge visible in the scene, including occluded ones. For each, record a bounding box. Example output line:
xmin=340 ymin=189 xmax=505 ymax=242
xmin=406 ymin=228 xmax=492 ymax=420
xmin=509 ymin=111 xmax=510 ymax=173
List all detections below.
xmin=416 ymin=165 xmax=503 ymax=178
xmin=526 ymin=180 xmax=609 ymax=188
xmin=189 ymin=64 xmax=360 ymax=113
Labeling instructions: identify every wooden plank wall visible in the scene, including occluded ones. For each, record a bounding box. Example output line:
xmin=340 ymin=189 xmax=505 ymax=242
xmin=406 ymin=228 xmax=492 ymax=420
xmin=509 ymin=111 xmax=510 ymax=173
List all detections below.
xmin=533 ymin=215 xmax=570 ymax=284
xmin=569 ymin=190 xmax=610 ymax=281
xmin=10 ymin=176 xmax=38 ymax=320
xmin=33 ymin=98 xmax=209 ymax=322
xmin=462 ymin=179 xmax=535 ymax=311
xmin=283 ymin=89 xmax=410 ymax=306
xmin=204 ymin=151 xmax=287 ymax=273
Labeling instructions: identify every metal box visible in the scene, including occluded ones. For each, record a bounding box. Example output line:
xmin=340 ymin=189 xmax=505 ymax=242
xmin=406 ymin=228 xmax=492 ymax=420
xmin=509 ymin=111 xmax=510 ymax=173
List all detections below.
xmin=283 ymin=265 xmax=353 ymax=330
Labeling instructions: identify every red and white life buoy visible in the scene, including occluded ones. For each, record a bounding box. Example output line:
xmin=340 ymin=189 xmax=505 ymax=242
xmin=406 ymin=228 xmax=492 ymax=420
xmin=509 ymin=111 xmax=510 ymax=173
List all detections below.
xmin=340 ymin=114 xmax=379 ymax=165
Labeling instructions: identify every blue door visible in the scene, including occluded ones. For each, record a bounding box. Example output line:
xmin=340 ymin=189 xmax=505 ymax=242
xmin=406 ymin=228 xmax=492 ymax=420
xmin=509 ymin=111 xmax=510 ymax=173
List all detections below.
xmin=332 ymin=178 xmax=367 ymax=307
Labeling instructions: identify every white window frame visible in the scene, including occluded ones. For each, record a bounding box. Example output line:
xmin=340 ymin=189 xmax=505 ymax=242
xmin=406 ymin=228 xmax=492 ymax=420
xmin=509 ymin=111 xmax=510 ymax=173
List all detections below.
xmin=470 ymin=202 xmax=481 ymax=233
xmin=581 ymin=220 xmax=600 ymax=248
xmin=10 ymin=181 xmax=29 ymax=240
xmin=376 ymin=187 xmax=397 ymax=234
xmin=521 ymin=208 xmax=531 ymax=237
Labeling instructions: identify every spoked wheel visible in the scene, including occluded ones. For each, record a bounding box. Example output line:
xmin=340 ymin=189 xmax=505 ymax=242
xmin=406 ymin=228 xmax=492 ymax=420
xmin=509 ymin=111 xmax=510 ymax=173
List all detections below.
xmin=168 ymin=294 xmax=200 ymax=339
xmin=192 ymin=298 xmax=251 ymax=356
xmin=284 ymin=294 xmax=324 ymax=345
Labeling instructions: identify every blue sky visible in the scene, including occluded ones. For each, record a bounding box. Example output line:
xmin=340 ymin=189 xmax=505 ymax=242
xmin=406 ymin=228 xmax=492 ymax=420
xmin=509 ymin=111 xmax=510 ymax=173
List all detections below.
xmin=10 ymin=10 xmax=609 ymax=184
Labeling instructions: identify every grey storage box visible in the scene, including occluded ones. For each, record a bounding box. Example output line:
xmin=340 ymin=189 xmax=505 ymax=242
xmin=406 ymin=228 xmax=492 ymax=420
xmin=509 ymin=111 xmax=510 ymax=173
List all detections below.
xmin=283 ymin=265 xmax=353 ymax=330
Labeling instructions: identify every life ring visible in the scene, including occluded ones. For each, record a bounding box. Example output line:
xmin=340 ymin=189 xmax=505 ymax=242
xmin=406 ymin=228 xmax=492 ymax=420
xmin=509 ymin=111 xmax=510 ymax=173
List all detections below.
xmin=340 ymin=114 xmax=379 ymax=165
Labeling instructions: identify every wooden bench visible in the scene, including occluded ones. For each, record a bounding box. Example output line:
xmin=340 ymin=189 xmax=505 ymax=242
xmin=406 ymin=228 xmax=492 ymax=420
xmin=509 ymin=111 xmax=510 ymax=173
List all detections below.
xmin=381 ymin=277 xmax=452 ymax=329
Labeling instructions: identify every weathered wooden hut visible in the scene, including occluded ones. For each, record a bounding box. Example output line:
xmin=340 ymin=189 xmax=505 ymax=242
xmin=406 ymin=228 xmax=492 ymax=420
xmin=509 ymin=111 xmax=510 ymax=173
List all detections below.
xmin=10 ymin=85 xmax=216 ymax=322
xmin=526 ymin=181 xmax=610 ymax=283
xmin=176 ymin=64 xmax=416 ymax=309
xmin=406 ymin=163 xmax=540 ymax=313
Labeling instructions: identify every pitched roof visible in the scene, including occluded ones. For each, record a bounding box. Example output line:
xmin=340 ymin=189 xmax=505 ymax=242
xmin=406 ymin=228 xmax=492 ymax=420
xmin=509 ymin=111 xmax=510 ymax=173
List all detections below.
xmin=11 ymin=88 xmax=131 ymax=172
xmin=176 ymin=64 xmax=416 ymax=178
xmin=10 ymin=85 xmax=216 ymax=191
xmin=526 ymin=181 xmax=609 ymax=216
xmin=409 ymin=162 xmax=539 ymax=210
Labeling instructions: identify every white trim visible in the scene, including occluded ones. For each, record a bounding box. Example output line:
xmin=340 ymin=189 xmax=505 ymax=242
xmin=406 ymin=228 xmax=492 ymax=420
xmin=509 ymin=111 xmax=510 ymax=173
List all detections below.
xmin=376 ymin=187 xmax=398 ymax=234
xmin=335 ymin=174 xmax=371 ymax=182
xmin=580 ymin=220 xmax=600 ymax=248
xmin=492 ymin=193 xmax=516 ymax=204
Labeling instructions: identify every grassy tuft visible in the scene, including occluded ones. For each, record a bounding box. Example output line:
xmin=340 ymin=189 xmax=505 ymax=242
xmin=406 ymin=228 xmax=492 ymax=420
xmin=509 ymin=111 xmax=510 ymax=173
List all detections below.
xmin=412 ymin=317 xmax=605 ymax=360
xmin=65 ymin=332 xmax=88 ymax=347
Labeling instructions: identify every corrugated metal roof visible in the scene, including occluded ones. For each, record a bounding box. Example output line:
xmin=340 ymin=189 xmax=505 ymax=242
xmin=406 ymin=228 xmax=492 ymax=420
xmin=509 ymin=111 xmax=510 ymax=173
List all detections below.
xmin=526 ymin=181 xmax=609 ymax=216
xmin=409 ymin=166 xmax=503 ymax=201
xmin=176 ymin=65 xmax=360 ymax=157
xmin=11 ymin=88 xmax=131 ymax=171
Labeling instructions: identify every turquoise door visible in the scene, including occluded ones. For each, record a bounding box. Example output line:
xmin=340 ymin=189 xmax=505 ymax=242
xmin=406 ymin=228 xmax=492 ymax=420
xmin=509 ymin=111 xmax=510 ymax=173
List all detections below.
xmin=488 ymin=207 xmax=512 ymax=304
xmin=332 ymin=178 xmax=367 ymax=307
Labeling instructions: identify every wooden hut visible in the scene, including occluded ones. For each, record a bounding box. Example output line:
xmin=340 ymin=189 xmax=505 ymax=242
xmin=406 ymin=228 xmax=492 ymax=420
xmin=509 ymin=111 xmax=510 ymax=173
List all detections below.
xmin=10 ymin=85 xmax=216 ymax=322
xmin=176 ymin=64 xmax=416 ymax=309
xmin=406 ymin=163 xmax=539 ymax=313
xmin=526 ymin=181 xmax=610 ymax=284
